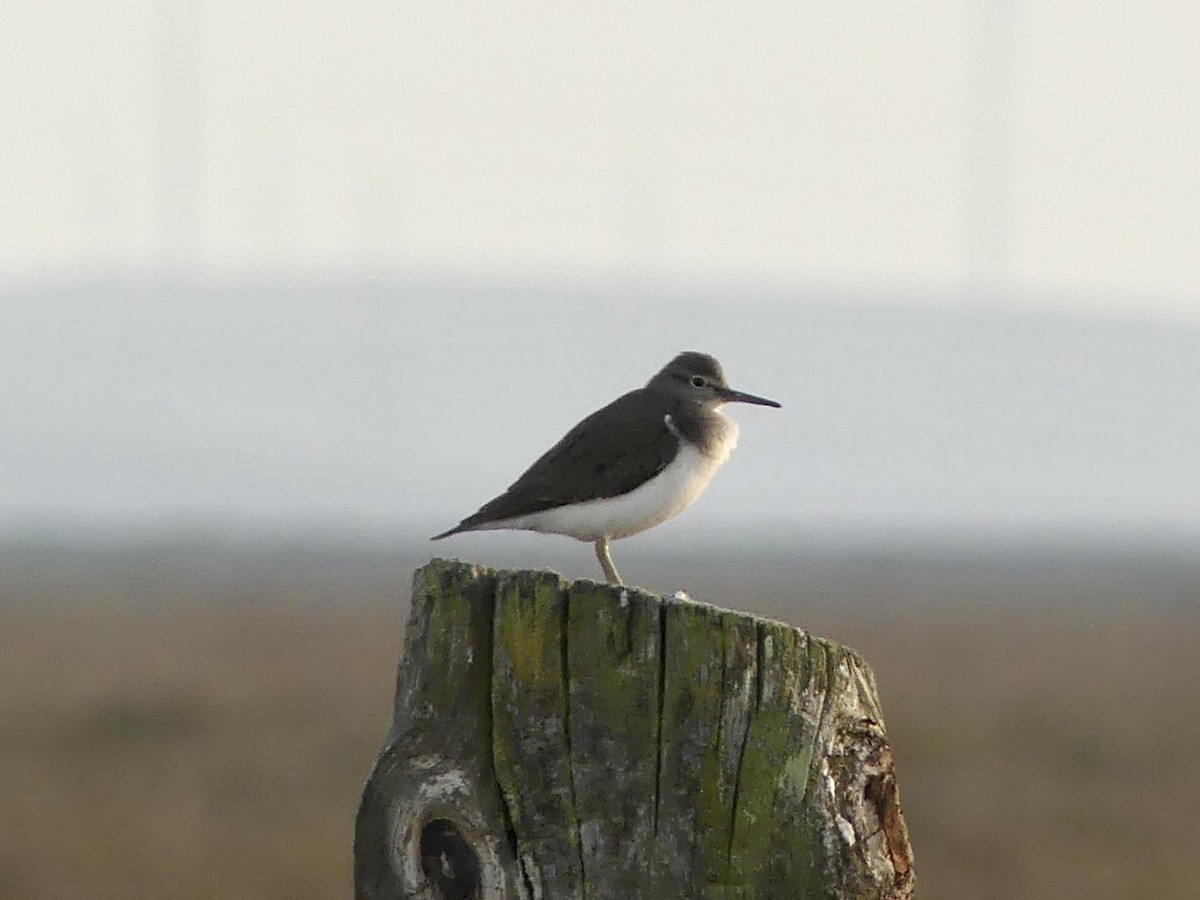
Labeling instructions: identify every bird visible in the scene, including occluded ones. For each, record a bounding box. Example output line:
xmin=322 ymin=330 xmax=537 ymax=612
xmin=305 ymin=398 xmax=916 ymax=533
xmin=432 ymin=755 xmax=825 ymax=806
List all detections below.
xmin=432 ymin=351 xmax=781 ymax=585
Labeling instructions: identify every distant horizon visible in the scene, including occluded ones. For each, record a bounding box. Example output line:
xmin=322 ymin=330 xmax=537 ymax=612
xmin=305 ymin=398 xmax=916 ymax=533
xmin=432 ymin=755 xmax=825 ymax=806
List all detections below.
xmin=5 ymin=513 xmax=1198 ymax=620
xmin=5 ymin=509 xmax=1199 ymax=557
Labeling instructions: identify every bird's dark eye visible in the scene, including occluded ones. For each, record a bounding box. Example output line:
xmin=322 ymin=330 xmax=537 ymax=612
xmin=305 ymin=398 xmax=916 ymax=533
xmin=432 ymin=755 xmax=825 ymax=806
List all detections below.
xmin=691 ymin=375 xmax=707 ymax=388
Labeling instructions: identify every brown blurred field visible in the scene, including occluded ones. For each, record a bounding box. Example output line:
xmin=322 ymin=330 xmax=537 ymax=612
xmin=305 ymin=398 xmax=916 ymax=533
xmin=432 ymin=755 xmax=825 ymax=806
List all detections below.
xmin=1 ymin=537 xmax=1198 ymax=899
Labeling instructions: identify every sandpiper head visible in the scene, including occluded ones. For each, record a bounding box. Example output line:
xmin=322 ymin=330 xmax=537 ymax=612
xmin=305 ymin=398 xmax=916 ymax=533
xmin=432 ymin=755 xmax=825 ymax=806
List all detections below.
xmin=648 ymin=351 xmax=782 ymax=410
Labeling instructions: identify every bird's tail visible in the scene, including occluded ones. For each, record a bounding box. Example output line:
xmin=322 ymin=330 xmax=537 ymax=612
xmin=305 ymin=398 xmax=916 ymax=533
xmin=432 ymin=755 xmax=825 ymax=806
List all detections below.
xmin=431 ymin=520 xmax=473 ymax=540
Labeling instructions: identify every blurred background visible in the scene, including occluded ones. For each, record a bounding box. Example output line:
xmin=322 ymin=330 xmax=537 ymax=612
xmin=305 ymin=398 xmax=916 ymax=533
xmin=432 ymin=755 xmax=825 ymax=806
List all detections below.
xmin=2 ymin=3 xmax=1198 ymax=898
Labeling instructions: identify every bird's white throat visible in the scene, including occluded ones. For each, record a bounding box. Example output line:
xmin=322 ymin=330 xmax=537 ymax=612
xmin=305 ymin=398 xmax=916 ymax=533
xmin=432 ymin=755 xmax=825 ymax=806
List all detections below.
xmin=484 ymin=410 xmax=739 ymax=542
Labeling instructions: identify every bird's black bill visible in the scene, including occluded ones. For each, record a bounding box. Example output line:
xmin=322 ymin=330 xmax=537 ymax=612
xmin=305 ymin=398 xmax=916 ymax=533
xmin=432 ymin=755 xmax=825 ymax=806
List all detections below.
xmin=720 ymin=387 xmax=781 ymax=408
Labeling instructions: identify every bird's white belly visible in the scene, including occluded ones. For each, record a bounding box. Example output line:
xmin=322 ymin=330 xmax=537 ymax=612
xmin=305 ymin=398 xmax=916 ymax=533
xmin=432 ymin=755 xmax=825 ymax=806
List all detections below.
xmin=499 ymin=437 xmax=734 ymax=541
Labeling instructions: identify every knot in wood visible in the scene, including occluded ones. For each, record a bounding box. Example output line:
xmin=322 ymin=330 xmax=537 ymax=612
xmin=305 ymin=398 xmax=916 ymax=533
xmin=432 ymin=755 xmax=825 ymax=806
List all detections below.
xmin=420 ymin=818 xmax=482 ymax=900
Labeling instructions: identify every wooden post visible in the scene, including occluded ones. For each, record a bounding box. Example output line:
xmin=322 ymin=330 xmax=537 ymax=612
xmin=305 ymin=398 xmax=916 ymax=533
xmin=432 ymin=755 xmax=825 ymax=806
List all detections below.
xmin=355 ymin=559 xmax=914 ymax=900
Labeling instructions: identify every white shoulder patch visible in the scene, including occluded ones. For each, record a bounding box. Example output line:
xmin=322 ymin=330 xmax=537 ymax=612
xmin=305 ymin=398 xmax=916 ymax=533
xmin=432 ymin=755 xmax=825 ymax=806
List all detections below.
xmin=663 ymin=414 xmax=683 ymax=439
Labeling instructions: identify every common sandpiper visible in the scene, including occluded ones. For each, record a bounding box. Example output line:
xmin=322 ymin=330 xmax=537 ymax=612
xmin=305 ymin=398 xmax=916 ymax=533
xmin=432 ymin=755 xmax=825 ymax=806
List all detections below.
xmin=433 ymin=351 xmax=781 ymax=585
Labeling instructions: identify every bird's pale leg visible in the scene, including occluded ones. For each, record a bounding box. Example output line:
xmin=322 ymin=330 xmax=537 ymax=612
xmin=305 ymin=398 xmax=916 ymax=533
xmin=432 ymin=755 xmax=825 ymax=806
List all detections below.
xmin=594 ymin=537 xmax=623 ymax=585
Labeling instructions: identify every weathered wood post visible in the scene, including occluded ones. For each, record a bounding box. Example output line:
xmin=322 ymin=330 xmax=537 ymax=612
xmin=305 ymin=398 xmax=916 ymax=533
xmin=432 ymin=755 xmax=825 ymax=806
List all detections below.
xmin=355 ymin=559 xmax=914 ymax=899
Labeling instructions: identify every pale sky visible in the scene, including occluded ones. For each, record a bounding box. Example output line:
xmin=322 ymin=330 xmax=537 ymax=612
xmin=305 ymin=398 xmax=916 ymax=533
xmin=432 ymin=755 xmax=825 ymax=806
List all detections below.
xmin=3 ymin=4 xmax=1197 ymax=545
xmin=2 ymin=2 xmax=1198 ymax=317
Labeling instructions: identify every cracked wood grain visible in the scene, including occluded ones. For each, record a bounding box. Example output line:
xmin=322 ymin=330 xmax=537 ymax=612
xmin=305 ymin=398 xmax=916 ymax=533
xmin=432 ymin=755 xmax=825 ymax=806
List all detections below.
xmin=355 ymin=559 xmax=915 ymax=900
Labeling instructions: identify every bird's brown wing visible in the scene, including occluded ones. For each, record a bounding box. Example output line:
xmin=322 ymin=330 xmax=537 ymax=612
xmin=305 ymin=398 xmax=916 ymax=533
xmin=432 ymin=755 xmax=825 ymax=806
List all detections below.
xmin=434 ymin=389 xmax=679 ymax=537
